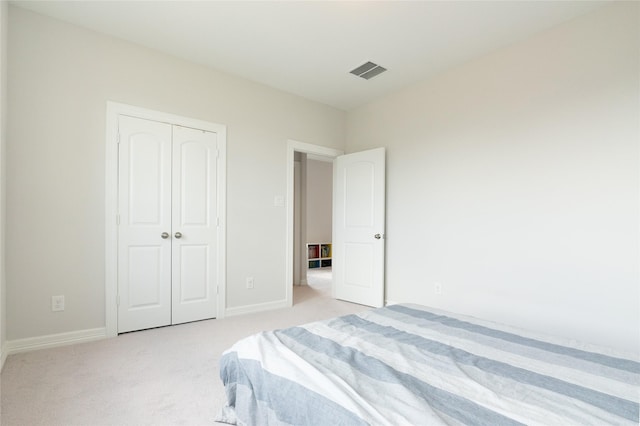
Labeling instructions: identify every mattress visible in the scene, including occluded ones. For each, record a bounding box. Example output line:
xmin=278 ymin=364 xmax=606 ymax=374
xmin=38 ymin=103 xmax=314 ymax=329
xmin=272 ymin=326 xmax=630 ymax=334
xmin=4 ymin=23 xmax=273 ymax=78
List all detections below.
xmin=217 ymin=303 xmax=639 ymax=425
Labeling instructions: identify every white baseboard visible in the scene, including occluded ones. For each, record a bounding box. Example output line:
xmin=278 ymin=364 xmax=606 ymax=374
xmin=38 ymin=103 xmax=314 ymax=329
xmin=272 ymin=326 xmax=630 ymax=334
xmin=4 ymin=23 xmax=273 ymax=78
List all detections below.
xmin=385 ymin=299 xmax=400 ymax=306
xmin=225 ymin=299 xmax=289 ymax=317
xmin=5 ymin=327 xmax=107 ymax=356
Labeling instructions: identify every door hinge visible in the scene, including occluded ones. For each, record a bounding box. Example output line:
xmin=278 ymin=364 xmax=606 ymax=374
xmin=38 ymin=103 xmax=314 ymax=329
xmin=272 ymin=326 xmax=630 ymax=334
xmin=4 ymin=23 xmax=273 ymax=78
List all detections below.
xmin=116 ymin=295 xmax=120 ymax=306
xmin=116 ymin=214 xmax=121 ymax=226
xmin=116 ymin=132 xmax=121 ymax=144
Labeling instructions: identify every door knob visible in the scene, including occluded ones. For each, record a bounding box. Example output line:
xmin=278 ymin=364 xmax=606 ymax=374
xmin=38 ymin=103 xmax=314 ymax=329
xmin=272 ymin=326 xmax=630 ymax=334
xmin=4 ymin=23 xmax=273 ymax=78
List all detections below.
xmin=161 ymin=232 xmax=170 ymax=239
xmin=174 ymin=232 xmax=182 ymax=239
xmin=374 ymin=233 xmax=382 ymax=239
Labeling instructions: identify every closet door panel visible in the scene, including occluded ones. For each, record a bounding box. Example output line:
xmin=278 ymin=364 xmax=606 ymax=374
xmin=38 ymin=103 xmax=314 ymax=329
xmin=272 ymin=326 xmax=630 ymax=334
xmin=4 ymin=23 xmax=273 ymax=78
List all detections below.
xmin=117 ymin=115 xmax=172 ymax=333
xmin=171 ymin=126 xmax=218 ymax=324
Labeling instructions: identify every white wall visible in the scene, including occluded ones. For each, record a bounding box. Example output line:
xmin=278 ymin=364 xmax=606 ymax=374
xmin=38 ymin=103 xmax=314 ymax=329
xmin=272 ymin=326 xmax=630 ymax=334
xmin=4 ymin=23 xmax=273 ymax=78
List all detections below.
xmin=7 ymin=3 xmax=639 ymax=355
xmin=6 ymin=6 xmax=345 ymax=341
xmin=347 ymin=2 xmax=639 ymax=353
xmin=0 ymin=0 xmax=8 ymax=367
xmin=306 ymin=159 xmax=333 ymax=243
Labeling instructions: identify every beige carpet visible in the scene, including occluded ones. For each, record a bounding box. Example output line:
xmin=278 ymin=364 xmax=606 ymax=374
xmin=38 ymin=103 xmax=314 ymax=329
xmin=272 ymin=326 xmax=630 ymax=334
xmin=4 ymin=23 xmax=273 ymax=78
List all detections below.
xmin=1 ymin=269 xmax=369 ymax=425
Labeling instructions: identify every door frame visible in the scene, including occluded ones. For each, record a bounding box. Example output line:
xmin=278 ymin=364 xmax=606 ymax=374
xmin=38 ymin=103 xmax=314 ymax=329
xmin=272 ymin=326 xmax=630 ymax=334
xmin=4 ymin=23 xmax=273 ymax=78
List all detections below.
xmin=105 ymin=101 xmax=227 ymax=337
xmin=285 ymin=140 xmax=343 ymax=307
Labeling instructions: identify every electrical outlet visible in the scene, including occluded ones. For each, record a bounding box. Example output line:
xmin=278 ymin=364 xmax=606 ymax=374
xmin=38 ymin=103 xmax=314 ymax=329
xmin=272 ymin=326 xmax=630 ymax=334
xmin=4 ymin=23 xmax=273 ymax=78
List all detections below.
xmin=246 ymin=277 xmax=254 ymax=289
xmin=434 ymin=282 xmax=442 ymax=295
xmin=52 ymin=295 xmax=65 ymax=312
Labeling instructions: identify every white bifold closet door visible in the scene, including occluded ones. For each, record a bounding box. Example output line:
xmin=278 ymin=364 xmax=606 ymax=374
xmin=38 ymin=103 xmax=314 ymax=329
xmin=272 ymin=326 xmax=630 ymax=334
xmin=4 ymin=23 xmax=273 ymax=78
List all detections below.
xmin=117 ymin=115 xmax=218 ymax=333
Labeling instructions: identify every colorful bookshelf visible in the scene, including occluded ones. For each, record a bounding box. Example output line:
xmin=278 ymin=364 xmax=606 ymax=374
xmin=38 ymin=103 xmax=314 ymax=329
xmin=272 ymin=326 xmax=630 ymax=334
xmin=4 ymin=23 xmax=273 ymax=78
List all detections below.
xmin=307 ymin=243 xmax=332 ymax=269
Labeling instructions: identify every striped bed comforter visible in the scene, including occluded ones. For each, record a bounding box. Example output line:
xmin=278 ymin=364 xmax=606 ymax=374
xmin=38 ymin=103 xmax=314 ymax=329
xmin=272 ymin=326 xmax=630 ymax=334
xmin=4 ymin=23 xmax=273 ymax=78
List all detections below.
xmin=217 ymin=304 xmax=639 ymax=425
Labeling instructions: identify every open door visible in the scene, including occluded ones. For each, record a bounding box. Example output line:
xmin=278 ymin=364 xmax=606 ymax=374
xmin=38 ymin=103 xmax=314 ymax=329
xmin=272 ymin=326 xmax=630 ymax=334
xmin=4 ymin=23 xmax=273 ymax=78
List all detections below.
xmin=333 ymin=147 xmax=385 ymax=307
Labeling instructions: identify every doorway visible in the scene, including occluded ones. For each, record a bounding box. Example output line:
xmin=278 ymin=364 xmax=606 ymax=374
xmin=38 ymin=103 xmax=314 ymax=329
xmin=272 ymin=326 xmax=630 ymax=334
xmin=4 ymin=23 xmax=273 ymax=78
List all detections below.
xmin=296 ymin=153 xmax=333 ymax=295
xmin=285 ymin=141 xmax=342 ymax=307
xmin=285 ymin=141 xmax=386 ymax=309
xmin=105 ymin=102 xmax=227 ymax=337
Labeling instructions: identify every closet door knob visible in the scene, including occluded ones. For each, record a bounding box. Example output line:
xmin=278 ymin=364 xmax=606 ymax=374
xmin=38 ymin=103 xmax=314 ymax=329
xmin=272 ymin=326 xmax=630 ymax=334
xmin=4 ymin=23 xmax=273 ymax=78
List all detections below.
xmin=161 ymin=232 xmax=170 ymax=239
xmin=174 ymin=232 xmax=182 ymax=239
xmin=374 ymin=234 xmax=382 ymax=239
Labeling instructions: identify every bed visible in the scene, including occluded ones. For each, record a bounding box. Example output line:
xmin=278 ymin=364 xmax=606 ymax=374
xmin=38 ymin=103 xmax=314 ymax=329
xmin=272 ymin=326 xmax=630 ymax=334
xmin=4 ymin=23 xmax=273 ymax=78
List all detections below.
xmin=217 ymin=303 xmax=639 ymax=425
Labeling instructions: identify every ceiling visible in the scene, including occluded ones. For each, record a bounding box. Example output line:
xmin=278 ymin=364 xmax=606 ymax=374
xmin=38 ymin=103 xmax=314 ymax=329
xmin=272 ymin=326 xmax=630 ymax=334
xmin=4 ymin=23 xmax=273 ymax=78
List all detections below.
xmin=12 ymin=1 xmax=608 ymax=111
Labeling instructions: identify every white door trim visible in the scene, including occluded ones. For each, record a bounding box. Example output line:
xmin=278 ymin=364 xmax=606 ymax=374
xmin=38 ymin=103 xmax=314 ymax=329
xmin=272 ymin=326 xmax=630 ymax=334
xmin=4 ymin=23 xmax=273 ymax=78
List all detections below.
xmin=285 ymin=140 xmax=343 ymax=308
xmin=105 ymin=102 xmax=227 ymax=337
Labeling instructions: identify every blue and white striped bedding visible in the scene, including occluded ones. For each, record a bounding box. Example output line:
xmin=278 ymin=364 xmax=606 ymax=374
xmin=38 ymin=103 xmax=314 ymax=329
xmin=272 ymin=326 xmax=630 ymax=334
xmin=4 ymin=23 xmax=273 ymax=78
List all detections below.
xmin=217 ymin=304 xmax=639 ymax=425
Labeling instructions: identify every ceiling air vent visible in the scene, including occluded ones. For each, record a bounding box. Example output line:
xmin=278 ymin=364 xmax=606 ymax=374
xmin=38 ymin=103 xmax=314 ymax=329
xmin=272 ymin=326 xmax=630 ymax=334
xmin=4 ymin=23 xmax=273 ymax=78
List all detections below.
xmin=349 ymin=61 xmax=387 ymax=80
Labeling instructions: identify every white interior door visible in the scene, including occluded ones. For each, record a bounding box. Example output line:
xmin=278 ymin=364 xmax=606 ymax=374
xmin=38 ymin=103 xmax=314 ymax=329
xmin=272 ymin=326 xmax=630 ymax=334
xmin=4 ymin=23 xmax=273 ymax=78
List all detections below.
xmin=118 ymin=116 xmax=218 ymax=333
xmin=118 ymin=116 xmax=173 ymax=333
xmin=171 ymin=125 xmax=218 ymax=324
xmin=333 ymin=147 xmax=386 ymax=307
